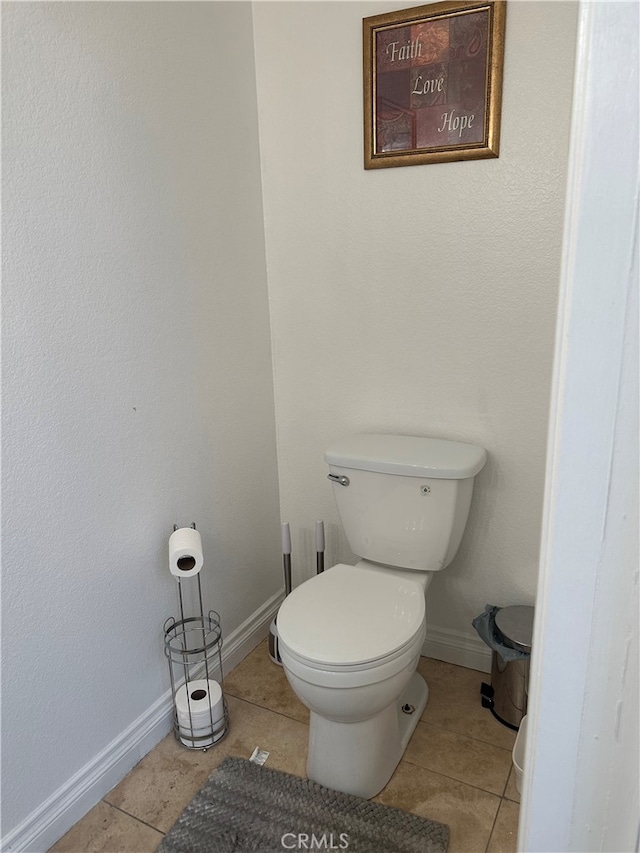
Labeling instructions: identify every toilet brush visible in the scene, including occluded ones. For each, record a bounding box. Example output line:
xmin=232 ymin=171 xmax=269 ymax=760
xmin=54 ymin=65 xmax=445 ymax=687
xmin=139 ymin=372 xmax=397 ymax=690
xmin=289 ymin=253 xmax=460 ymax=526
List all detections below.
xmin=268 ymin=522 xmax=292 ymax=665
xmin=316 ymin=520 xmax=325 ymax=574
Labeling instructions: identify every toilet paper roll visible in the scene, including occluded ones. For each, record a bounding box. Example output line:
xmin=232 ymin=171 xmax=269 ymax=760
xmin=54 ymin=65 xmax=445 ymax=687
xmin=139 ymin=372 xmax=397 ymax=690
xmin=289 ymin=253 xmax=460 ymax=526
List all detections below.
xmin=169 ymin=527 xmax=204 ymax=578
xmin=175 ymin=679 xmax=224 ymax=728
xmin=175 ymin=679 xmax=225 ymax=748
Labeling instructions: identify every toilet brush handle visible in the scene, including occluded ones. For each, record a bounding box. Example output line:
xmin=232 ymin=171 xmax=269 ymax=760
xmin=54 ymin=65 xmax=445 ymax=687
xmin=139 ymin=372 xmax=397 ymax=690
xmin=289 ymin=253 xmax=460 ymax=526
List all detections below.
xmin=281 ymin=522 xmax=291 ymax=555
xmin=283 ymin=553 xmax=292 ymax=596
xmin=281 ymin=522 xmax=292 ymax=595
xmin=315 ymin=520 xmax=325 ymax=574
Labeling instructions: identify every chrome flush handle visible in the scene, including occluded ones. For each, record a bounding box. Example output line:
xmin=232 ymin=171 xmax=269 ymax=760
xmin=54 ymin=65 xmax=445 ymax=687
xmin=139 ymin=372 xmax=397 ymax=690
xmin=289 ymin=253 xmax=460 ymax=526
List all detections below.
xmin=327 ymin=474 xmax=350 ymax=487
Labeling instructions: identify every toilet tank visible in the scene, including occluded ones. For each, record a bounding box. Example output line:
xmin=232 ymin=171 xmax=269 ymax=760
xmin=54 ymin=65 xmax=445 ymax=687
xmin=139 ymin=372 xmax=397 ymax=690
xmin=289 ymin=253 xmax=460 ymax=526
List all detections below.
xmin=325 ymin=434 xmax=487 ymax=572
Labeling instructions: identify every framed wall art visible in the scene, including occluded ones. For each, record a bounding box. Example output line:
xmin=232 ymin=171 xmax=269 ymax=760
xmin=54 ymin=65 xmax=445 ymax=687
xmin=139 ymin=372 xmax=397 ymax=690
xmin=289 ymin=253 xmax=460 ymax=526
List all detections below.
xmin=363 ymin=1 xmax=506 ymax=168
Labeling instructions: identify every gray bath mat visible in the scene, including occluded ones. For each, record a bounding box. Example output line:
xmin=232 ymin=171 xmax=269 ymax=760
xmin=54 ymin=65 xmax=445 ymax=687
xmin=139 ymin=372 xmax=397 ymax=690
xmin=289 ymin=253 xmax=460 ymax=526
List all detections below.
xmin=157 ymin=756 xmax=449 ymax=853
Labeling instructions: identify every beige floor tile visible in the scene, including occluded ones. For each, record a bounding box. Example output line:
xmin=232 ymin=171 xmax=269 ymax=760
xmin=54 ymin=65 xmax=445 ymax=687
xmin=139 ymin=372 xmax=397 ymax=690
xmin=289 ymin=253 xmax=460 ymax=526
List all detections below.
xmin=105 ymin=695 xmax=309 ymax=833
xmin=216 ymin=694 xmax=309 ymax=779
xmin=103 ymin=733 xmax=216 ymax=835
xmin=405 ymin=720 xmax=512 ymax=795
xmin=49 ymin=801 xmax=163 ymax=853
xmin=375 ymin=759 xmax=500 ymax=853
xmin=418 ymin=657 xmax=517 ymax=752
xmin=503 ymin=767 xmax=521 ymax=803
xmin=224 ymin=639 xmax=309 ymax=723
xmin=105 ymin=696 xmax=309 ymax=832
xmin=487 ymin=799 xmax=520 ymax=853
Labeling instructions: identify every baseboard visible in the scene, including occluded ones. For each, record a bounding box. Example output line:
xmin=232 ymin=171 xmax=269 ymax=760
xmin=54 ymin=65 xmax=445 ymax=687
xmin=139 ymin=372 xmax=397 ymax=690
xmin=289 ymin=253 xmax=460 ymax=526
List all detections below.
xmin=221 ymin=588 xmax=284 ymax=675
xmin=1 ymin=589 xmax=283 ymax=853
xmin=423 ymin=623 xmax=492 ymax=673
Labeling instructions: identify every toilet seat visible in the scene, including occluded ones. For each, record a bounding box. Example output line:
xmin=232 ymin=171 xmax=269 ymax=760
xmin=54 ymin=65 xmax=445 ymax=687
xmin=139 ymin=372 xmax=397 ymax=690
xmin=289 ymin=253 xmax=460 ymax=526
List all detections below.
xmin=279 ymin=631 xmax=425 ymax=689
xmin=276 ymin=563 xmax=426 ymax=671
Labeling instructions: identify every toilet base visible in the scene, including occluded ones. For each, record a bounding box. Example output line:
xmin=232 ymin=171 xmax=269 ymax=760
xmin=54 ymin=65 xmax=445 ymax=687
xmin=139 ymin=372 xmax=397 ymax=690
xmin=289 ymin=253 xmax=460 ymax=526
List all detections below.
xmin=306 ymin=672 xmax=429 ymax=799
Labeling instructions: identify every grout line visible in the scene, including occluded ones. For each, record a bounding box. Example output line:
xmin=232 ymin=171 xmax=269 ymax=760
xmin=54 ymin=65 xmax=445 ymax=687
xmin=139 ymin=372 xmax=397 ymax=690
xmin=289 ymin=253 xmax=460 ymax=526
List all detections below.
xmin=415 ymin=717 xmax=514 ymax=755
xmin=223 ymin=690 xmax=310 ymax=727
xmin=399 ymin=756 xmax=505 ymax=801
xmin=484 ymin=798 xmax=503 ymax=853
xmin=430 ymin=719 xmax=513 ymax=754
xmin=101 ymin=800 xmax=166 ymax=837
xmin=500 ymin=766 xmax=511 ymax=798
xmin=420 ymin=717 xmax=517 ymax=752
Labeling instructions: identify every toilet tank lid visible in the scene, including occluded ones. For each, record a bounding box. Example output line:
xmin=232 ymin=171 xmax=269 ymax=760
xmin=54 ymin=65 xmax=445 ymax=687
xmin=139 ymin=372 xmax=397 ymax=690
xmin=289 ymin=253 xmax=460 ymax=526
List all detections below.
xmin=325 ymin=433 xmax=487 ymax=479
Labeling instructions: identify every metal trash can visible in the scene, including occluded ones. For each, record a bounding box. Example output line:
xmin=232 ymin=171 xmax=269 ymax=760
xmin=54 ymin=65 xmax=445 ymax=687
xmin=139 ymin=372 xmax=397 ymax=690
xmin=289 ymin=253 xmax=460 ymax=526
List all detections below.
xmin=480 ymin=605 xmax=534 ymax=730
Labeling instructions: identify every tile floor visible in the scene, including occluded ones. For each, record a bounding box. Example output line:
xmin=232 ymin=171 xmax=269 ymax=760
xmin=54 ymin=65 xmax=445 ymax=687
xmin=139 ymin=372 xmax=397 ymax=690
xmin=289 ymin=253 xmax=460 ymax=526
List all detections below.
xmin=51 ymin=641 xmax=521 ymax=853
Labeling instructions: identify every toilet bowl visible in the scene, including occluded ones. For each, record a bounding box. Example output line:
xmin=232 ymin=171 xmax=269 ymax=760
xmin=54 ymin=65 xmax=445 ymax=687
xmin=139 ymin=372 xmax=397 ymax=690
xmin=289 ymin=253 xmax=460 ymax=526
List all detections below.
xmin=277 ymin=563 xmax=430 ymax=798
xmin=277 ymin=433 xmax=487 ymax=799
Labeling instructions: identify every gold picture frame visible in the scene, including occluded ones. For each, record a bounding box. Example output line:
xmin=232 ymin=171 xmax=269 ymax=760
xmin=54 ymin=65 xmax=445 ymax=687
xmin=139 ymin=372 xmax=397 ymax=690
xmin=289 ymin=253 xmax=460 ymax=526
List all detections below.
xmin=363 ymin=0 xmax=506 ymax=168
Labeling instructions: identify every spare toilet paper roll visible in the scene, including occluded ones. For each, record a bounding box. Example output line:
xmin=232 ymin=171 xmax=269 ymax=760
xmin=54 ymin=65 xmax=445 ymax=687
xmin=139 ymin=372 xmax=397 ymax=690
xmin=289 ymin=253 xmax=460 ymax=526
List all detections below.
xmin=169 ymin=527 xmax=204 ymax=578
xmin=175 ymin=679 xmax=224 ymax=728
xmin=175 ymin=679 xmax=225 ymax=747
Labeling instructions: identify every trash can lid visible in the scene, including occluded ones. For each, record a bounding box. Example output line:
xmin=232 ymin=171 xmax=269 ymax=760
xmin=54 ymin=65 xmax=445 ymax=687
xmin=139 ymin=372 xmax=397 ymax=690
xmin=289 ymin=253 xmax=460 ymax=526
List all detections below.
xmin=494 ymin=606 xmax=534 ymax=653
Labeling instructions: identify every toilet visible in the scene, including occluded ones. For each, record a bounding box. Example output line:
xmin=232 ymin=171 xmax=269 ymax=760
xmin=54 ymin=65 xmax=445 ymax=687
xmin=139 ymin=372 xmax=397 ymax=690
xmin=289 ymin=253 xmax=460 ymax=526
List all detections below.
xmin=276 ymin=433 xmax=486 ymax=799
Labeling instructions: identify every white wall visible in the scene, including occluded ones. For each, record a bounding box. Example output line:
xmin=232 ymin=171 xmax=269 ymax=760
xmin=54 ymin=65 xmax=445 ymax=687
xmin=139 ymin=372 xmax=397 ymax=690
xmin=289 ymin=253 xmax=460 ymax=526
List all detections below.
xmin=252 ymin=1 xmax=579 ymax=653
xmin=1 ymin=1 xmax=282 ymax=842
